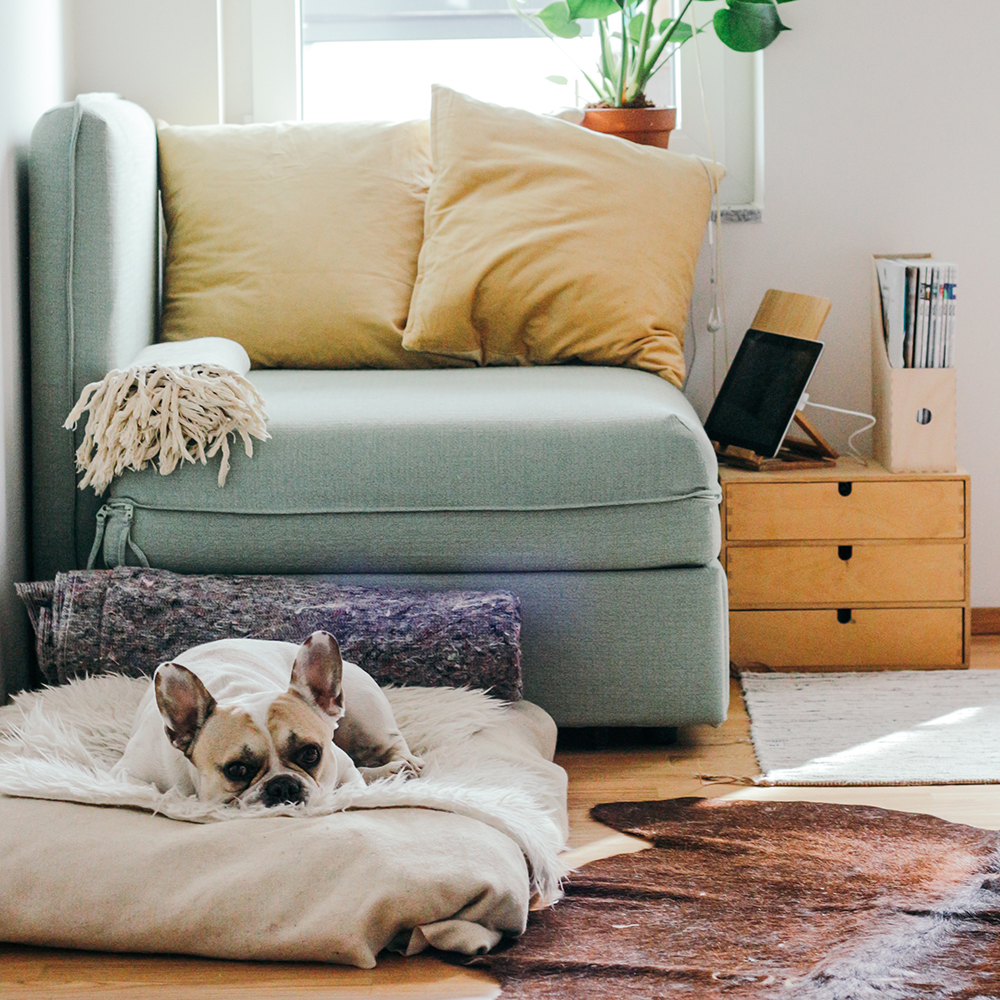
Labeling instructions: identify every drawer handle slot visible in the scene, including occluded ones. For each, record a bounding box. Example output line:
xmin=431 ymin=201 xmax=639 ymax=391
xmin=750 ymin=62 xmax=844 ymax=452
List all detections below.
xmin=838 ymin=545 xmax=853 ymax=561
xmin=838 ymin=482 xmax=853 ymax=497
xmin=837 ymin=608 xmax=853 ymax=624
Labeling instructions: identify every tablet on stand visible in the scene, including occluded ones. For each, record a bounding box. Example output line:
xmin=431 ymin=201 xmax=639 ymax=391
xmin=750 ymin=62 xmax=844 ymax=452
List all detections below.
xmin=705 ymin=328 xmax=837 ymax=471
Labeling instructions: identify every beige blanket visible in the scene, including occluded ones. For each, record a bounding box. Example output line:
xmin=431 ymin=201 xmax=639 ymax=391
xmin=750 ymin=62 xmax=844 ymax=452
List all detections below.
xmin=0 ymin=685 xmax=566 ymax=967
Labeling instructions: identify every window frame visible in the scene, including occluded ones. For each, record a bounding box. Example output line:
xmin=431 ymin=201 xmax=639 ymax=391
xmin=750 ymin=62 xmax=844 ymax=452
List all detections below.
xmin=227 ymin=0 xmax=763 ymax=216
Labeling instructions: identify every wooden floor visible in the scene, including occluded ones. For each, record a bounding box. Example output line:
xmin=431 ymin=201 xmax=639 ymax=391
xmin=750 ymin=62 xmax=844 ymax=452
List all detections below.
xmin=5 ymin=637 xmax=1000 ymax=999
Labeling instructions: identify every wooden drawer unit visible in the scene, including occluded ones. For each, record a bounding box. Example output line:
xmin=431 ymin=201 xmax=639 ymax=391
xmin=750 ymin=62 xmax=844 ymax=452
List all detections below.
xmin=726 ymin=543 xmax=966 ymax=606
xmin=721 ymin=460 xmax=971 ymax=670
xmin=726 ymin=480 xmax=965 ymax=540
xmin=730 ymin=608 xmax=965 ymax=669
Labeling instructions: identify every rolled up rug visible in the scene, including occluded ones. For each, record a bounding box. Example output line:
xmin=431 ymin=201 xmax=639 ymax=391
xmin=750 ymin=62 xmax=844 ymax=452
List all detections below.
xmin=15 ymin=568 xmax=523 ymax=700
xmin=63 ymin=337 xmax=269 ymax=493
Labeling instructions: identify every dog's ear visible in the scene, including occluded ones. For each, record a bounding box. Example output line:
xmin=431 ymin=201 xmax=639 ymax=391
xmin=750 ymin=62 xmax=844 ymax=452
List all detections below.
xmin=290 ymin=631 xmax=344 ymax=719
xmin=154 ymin=663 xmax=217 ymax=757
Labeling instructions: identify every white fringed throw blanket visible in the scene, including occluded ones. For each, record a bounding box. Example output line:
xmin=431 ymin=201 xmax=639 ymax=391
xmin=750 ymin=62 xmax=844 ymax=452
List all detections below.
xmin=64 ymin=338 xmax=269 ymax=494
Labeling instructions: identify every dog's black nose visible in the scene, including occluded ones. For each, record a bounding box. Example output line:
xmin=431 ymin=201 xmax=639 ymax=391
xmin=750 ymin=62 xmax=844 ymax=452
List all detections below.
xmin=261 ymin=774 xmax=305 ymax=807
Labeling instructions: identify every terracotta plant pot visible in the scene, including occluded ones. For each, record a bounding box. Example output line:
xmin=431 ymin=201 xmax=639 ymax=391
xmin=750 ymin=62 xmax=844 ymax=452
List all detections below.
xmin=580 ymin=106 xmax=676 ymax=148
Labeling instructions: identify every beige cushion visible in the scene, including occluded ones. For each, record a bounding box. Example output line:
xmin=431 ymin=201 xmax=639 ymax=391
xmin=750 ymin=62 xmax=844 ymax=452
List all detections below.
xmin=159 ymin=120 xmax=459 ymax=370
xmin=402 ymin=87 xmax=724 ymax=388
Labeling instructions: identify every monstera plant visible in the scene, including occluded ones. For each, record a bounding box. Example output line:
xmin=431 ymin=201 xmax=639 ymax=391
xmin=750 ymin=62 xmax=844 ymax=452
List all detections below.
xmin=515 ymin=0 xmax=796 ymax=145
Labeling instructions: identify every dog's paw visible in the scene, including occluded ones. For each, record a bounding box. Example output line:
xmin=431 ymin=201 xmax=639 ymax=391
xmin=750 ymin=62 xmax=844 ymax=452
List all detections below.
xmin=357 ymin=754 xmax=425 ymax=784
xmin=401 ymin=753 xmax=425 ymax=776
xmin=358 ymin=760 xmax=412 ymax=784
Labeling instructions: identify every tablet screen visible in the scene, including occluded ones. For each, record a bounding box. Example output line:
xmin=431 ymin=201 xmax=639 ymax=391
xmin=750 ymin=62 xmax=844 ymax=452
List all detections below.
xmin=704 ymin=329 xmax=824 ymax=458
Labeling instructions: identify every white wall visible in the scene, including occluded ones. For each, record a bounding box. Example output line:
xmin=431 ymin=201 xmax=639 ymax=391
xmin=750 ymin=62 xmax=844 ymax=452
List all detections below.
xmin=682 ymin=0 xmax=1000 ymax=604
xmin=59 ymin=0 xmax=1000 ymax=604
xmin=0 ymin=0 xmax=66 ymax=701
xmin=69 ymin=0 xmax=220 ymax=125
xmin=68 ymin=0 xmax=300 ymax=126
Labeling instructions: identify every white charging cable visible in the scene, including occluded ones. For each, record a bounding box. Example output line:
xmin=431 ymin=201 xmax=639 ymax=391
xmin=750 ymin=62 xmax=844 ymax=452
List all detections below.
xmin=798 ymin=394 xmax=877 ymax=461
xmin=692 ymin=158 xmax=719 ymax=393
xmin=690 ymin=1 xmax=727 ymax=390
xmin=682 ymin=299 xmax=698 ymax=391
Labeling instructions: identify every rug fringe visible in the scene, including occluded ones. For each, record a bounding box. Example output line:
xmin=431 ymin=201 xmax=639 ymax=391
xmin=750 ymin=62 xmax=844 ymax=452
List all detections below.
xmin=64 ymin=364 xmax=270 ymax=494
xmin=697 ymin=773 xmax=760 ymax=786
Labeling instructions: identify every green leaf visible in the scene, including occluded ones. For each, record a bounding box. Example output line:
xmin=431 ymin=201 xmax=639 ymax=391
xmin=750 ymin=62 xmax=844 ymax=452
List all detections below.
xmin=537 ymin=1 xmax=582 ymax=37
xmin=581 ymin=66 xmax=615 ymax=105
xmin=546 ymin=75 xmax=569 ymax=84
xmin=566 ymin=0 xmax=621 ymax=18
xmin=714 ymin=0 xmax=789 ymax=52
xmin=598 ymin=18 xmax=618 ymax=82
xmin=628 ymin=13 xmax=644 ymax=42
xmin=657 ymin=18 xmax=693 ymax=42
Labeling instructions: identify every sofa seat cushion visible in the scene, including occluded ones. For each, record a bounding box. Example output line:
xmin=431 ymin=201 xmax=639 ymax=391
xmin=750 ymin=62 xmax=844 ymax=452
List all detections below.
xmin=109 ymin=366 xmax=721 ymax=573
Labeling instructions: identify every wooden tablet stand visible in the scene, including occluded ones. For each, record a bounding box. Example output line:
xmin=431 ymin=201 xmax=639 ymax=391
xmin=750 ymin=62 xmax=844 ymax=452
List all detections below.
xmin=713 ymin=289 xmax=839 ymax=471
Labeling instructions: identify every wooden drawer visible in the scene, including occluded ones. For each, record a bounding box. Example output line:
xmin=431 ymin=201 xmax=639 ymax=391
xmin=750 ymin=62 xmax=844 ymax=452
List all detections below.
xmin=726 ymin=480 xmax=965 ymax=541
xmin=730 ymin=607 xmax=964 ymax=669
xmin=726 ymin=543 xmax=966 ymax=607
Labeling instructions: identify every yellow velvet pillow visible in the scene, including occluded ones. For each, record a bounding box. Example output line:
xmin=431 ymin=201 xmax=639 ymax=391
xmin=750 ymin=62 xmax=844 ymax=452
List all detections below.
xmin=159 ymin=119 xmax=458 ymax=370
xmin=402 ymin=87 xmax=724 ymax=388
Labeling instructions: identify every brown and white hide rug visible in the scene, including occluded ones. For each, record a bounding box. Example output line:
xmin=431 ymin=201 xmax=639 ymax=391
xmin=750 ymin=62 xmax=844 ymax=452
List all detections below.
xmin=477 ymin=798 xmax=1000 ymax=999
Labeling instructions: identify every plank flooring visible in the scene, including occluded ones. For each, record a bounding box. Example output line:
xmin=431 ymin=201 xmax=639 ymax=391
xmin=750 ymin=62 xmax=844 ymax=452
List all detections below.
xmin=4 ymin=638 xmax=1000 ymax=998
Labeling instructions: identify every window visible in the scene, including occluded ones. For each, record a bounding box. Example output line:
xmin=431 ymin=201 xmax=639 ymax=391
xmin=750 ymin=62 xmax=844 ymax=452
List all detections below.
xmin=300 ymin=0 xmax=676 ymax=122
xmin=238 ymin=1 xmax=758 ymax=211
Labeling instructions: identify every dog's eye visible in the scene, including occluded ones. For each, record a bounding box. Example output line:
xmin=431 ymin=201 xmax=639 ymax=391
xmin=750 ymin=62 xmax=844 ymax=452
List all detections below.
xmin=296 ymin=744 xmax=322 ymax=769
xmin=223 ymin=761 xmax=250 ymax=782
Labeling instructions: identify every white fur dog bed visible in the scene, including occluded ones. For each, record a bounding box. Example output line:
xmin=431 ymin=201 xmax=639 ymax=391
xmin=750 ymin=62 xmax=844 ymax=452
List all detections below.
xmin=0 ymin=678 xmax=567 ymax=967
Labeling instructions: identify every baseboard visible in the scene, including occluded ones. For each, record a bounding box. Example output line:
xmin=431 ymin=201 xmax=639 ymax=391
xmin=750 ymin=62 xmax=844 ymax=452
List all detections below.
xmin=972 ymin=608 xmax=1000 ymax=635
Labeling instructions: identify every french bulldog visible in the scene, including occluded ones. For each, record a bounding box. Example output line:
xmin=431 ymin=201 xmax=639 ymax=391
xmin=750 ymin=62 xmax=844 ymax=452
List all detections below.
xmin=114 ymin=631 xmax=423 ymax=807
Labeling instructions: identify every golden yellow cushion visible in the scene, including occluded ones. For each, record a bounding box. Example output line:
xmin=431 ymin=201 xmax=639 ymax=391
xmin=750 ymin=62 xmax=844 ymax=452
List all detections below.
xmin=159 ymin=119 xmax=456 ymax=370
xmin=402 ymin=87 xmax=724 ymax=388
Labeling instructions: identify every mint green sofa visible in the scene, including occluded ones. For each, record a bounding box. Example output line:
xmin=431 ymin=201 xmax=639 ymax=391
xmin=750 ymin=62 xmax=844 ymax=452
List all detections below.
xmin=28 ymin=93 xmax=728 ymax=727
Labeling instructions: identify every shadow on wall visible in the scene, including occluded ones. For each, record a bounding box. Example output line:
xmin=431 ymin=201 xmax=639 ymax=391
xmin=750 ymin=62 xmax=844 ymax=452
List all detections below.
xmin=0 ymin=144 xmax=33 ymax=704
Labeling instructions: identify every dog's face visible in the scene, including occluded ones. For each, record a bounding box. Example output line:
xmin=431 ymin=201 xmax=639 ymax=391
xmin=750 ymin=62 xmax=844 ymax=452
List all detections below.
xmin=154 ymin=631 xmax=345 ymax=807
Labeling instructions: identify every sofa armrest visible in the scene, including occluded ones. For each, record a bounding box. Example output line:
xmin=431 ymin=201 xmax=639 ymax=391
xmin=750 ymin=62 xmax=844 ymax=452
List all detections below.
xmin=29 ymin=93 xmax=159 ymax=578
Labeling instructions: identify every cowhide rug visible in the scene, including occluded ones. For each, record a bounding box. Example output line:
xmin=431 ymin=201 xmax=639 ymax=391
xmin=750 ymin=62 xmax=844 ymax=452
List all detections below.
xmin=477 ymin=798 xmax=1000 ymax=999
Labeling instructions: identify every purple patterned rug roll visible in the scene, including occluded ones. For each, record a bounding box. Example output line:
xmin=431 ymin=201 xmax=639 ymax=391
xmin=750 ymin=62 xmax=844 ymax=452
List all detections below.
xmin=16 ymin=568 xmax=522 ymax=700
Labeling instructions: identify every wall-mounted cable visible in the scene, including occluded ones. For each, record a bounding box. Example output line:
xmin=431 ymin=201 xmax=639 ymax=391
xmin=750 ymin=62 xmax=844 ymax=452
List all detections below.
xmin=690 ymin=2 xmax=727 ymax=394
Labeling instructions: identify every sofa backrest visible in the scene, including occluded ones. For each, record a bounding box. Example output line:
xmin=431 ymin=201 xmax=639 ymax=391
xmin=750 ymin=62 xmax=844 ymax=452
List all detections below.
xmin=29 ymin=93 xmax=158 ymax=578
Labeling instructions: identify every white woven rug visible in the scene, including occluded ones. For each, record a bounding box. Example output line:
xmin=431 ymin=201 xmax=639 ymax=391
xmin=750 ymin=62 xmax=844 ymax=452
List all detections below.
xmin=741 ymin=670 xmax=1000 ymax=785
